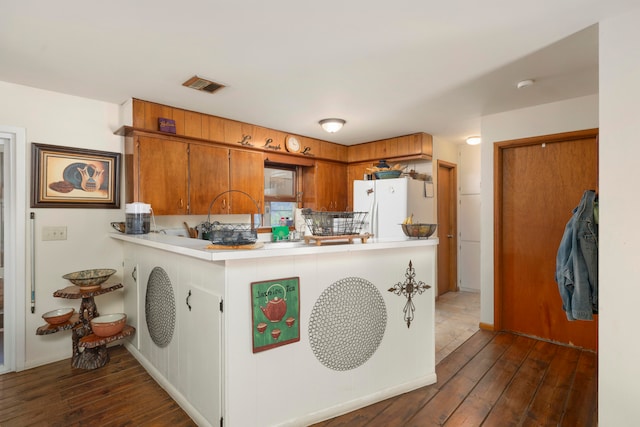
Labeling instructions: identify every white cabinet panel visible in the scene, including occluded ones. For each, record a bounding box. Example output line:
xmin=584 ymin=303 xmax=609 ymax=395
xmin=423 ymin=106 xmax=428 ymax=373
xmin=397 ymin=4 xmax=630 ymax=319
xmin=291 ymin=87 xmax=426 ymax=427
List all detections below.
xmin=178 ymin=282 xmax=222 ymax=425
xmin=460 ymin=241 xmax=481 ymax=292
xmin=460 ymin=194 xmax=481 ymax=242
xmin=459 ymin=144 xmax=481 ymax=195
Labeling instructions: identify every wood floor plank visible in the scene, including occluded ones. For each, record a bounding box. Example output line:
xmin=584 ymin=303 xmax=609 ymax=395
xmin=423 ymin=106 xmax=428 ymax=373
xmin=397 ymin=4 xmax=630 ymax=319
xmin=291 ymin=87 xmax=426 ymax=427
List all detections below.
xmin=521 ymin=344 xmax=581 ymax=426
xmin=435 ymin=330 xmax=496 ymax=385
xmin=310 ymin=397 xmax=397 ymax=427
xmin=407 ymin=332 xmax=520 ymax=426
xmin=443 ymin=333 xmax=524 ymax=426
xmin=561 ymin=350 xmax=598 ymax=427
xmin=482 ymin=338 xmax=558 ymax=426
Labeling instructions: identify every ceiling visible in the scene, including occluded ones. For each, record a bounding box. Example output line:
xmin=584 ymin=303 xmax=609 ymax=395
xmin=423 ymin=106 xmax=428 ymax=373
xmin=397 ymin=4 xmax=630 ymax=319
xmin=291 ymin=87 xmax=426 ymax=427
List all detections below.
xmin=0 ymin=1 xmax=636 ymax=146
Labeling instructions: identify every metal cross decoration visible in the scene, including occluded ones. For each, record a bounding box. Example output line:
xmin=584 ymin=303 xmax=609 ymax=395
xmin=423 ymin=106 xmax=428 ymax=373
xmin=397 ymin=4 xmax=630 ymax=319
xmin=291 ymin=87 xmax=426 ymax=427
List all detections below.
xmin=388 ymin=260 xmax=431 ymax=328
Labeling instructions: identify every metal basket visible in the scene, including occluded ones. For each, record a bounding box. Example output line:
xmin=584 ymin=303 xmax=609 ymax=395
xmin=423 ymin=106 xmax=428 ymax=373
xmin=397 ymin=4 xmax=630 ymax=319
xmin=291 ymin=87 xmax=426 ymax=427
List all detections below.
xmin=204 ymin=190 xmax=260 ymax=245
xmin=301 ymin=209 xmax=369 ymax=236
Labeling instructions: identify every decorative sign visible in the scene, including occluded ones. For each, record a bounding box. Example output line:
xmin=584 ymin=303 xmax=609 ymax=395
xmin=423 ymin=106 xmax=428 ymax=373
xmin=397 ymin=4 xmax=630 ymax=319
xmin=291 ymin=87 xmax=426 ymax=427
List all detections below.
xmin=158 ymin=117 xmax=176 ymax=133
xmin=237 ymin=134 xmax=253 ymax=146
xmin=388 ymin=260 xmax=431 ymax=328
xmin=251 ymin=277 xmax=300 ymax=353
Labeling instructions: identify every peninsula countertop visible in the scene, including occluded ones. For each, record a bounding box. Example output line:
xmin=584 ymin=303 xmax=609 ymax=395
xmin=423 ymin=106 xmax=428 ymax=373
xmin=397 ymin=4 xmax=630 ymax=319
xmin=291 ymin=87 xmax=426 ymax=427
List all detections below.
xmin=110 ymin=231 xmax=438 ymax=261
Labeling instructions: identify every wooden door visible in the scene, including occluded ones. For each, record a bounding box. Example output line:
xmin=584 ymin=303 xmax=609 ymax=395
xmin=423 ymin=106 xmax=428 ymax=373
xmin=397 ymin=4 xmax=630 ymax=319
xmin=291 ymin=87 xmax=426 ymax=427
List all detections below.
xmin=189 ymin=144 xmax=229 ymax=215
xmin=495 ymin=129 xmax=598 ymax=350
xmin=137 ymin=136 xmax=188 ymax=215
xmin=437 ymin=161 xmax=458 ymax=296
xmin=229 ymin=149 xmax=264 ymax=215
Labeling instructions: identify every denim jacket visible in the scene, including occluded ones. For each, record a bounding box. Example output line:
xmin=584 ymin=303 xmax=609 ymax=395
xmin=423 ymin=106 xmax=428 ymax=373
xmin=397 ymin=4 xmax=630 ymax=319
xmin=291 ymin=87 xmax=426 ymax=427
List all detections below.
xmin=555 ymin=190 xmax=598 ymax=321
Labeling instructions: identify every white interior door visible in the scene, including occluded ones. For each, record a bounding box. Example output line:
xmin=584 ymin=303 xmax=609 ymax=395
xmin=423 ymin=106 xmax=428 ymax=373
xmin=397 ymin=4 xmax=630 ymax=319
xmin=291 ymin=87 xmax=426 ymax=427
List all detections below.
xmin=0 ymin=128 xmax=27 ymax=374
xmin=0 ymin=141 xmax=4 ymax=368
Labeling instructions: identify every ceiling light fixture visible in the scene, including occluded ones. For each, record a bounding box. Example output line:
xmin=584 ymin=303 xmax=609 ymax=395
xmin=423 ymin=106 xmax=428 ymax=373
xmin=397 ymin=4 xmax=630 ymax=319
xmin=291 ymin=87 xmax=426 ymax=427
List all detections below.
xmin=517 ymin=79 xmax=535 ymax=89
xmin=466 ymin=136 xmax=482 ymax=145
xmin=319 ymin=118 xmax=346 ymax=133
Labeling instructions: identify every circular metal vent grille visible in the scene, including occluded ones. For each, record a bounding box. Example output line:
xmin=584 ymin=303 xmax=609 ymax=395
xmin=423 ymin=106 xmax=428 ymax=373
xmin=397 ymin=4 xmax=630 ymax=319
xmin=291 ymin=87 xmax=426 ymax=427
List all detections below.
xmin=309 ymin=277 xmax=387 ymax=371
xmin=145 ymin=266 xmax=176 ymax=348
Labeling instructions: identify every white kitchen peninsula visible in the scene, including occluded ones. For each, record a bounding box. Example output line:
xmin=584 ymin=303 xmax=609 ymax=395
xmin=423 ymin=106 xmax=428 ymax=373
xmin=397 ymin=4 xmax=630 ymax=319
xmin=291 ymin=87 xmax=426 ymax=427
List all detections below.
xmin=111 ymin=232 xmax=438 ymax=427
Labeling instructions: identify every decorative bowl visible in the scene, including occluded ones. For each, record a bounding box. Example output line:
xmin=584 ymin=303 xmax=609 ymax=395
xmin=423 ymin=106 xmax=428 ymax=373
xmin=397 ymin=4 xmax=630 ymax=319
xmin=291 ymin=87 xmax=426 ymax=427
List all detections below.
xmin=90 ymin=313 xmax=127 ymax=337
xmin=63 ymin=268 xmax=116 ymax=286
xmin=43 ymin=307 xmax=75 ymax=325
xmin=400 ymin=223 xmax=438 ymax=239
xmin=374 ymin=170 xmax=402 ymax=179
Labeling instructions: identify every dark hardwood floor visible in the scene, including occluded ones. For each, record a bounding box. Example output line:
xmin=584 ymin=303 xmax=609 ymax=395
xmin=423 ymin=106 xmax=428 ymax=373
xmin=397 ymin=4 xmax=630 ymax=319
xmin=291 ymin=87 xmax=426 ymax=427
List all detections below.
xmin=0 ymin=331 xmax=597 ymax=427
xmin=312 ymin=330 xmax=597 ymax=427
xmin=0 ymin=345 xmax=196 ymax=427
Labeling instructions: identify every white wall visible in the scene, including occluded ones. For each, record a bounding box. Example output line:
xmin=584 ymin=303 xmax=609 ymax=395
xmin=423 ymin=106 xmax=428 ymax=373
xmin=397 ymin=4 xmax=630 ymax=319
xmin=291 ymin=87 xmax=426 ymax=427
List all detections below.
xmin=0 ymin=81 xmax=125 ymax=368
xmin=599 ymin=8 xmax=640 ymax=425
xmin=479 ymin=94 xmax=599 ymax=325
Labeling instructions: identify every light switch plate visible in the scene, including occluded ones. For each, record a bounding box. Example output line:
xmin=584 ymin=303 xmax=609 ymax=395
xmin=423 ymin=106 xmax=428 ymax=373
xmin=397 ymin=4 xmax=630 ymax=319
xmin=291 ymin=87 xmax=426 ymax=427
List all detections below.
xmin=42 ymin=226 xmax=67 ymax=241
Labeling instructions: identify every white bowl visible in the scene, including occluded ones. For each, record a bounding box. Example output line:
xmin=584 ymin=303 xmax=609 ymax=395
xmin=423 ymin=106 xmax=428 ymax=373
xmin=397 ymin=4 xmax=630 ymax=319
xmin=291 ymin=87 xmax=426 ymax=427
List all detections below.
xmin=90 ymin=313 xmax=127 ymax=337
xmin=43 ymin=307 xmax=75 ymax=325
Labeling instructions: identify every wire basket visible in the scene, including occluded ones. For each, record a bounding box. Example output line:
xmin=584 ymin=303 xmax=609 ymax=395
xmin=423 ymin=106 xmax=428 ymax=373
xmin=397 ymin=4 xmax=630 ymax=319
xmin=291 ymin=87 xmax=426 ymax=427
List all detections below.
xmin=204 ymin=190 xmax=260 ymax=245
xmin=301 ymin=209 xmax=369 ymax=236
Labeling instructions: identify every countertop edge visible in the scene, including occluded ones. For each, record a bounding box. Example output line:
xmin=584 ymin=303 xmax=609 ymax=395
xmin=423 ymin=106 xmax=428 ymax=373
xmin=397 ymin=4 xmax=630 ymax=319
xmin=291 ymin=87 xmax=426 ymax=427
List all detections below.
xmin=110 ymin=232 xmax=438 ymax=261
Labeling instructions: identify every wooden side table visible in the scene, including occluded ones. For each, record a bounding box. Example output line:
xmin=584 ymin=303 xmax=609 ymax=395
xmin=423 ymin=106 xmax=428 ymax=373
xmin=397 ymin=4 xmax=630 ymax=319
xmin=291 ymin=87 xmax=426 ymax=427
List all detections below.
xmin=36 ymin=283 xmax=136 ymax=369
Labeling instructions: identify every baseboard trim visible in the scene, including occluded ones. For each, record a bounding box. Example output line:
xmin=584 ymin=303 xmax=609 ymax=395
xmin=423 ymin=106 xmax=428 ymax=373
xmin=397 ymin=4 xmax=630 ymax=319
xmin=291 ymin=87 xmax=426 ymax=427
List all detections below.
xmin=479 ymin=322 xmax=495 ymax=331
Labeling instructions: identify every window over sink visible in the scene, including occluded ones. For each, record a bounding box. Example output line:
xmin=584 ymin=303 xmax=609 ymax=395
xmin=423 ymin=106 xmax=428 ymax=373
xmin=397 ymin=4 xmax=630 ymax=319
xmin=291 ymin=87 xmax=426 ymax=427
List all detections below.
xmin=263 ymin=165 xmax=299 ymax=227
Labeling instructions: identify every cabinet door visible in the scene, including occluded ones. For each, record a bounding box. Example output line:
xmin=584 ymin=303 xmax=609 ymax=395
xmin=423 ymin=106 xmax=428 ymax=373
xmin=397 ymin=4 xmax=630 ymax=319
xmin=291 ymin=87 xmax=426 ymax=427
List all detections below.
xmin=189 ymin=144 xmax=230 ymax=215
xmin=179 ymin=284 xmax=222 ymax=425
xmin=315 ymin=161 xmax=348 ymax=211
xmin=229 ymin=149 xmax=264 ymax=215
xmin=137 ymin=136 xmax=189 ymax=215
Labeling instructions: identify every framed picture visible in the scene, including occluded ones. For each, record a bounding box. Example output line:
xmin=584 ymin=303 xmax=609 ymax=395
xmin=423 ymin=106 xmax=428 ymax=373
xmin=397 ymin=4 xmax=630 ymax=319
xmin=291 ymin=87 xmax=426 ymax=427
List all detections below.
xmin=251 ymin=277 xmax=300 ymax=353
xmin=31 ymin=143 xmax=121 ymax=208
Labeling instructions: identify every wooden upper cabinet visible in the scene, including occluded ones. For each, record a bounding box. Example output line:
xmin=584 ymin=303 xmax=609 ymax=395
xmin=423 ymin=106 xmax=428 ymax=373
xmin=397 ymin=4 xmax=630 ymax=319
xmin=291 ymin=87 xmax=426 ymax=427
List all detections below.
xmin=136 ymin=136 xmax=189 ymax=215
xmin=229 ymin=149 xmax=264 ymax=215
xmin=189 ymin=144 xmax=230 ymax=215
xmin=348 ymin=133 xmax=432 ymax=163
xmin=312 ymin=161 xmax=348 ymax=211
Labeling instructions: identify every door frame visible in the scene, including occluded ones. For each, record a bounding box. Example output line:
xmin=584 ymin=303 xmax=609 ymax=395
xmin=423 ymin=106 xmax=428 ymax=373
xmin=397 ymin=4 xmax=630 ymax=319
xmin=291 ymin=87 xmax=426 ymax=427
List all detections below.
xmin=0 ymin=126 xmax=27 ymax=373
xmin=437 ymin=160 xmax=458 ymax=295
xmin=493 ymin=128 xmax=599 ymax=331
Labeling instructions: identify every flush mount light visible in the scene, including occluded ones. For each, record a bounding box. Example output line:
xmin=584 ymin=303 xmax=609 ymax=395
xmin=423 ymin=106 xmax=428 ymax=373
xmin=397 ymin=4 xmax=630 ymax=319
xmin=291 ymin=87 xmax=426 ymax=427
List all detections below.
xmin=517 ymin=79 xmax=535 ymax=89
xmin=319 ymin=118 xmax=346 ymax=133
xmin=466 ymin=136 xmax=482 ymax=145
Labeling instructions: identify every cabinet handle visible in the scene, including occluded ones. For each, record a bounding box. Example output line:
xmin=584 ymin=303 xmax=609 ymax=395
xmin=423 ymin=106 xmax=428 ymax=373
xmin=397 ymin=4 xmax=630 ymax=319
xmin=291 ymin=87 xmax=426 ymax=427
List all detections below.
xmin=132 ymin=266 xmax=137 ymax=281
xmin=447 ymin=234 xmax=454 ymax=238
xmin=186 ymin=289 xmax=192 ymax=311
xmin=179 ymin=198 xmax=184 ymax=209
xmin=222 ymin=198 xmax=226 ymax=210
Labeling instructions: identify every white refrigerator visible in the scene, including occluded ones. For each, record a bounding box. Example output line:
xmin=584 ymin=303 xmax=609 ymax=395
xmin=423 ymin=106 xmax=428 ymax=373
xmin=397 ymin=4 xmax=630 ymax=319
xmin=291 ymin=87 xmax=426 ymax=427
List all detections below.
xmin=353 ymin=177 xmax=435 ymax=240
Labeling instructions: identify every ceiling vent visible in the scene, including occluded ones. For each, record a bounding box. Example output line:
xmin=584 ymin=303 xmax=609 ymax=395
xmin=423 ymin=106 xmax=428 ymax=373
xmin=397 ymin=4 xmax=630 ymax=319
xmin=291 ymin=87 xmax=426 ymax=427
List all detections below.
xmin=182 ymin=75 xmax=225 ymax=94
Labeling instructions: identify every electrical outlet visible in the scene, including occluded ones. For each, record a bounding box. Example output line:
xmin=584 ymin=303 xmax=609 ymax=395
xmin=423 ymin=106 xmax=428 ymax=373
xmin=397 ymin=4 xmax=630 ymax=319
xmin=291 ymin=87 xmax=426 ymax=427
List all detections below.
xmin=42 ymin=226 xmax=67 ymax=241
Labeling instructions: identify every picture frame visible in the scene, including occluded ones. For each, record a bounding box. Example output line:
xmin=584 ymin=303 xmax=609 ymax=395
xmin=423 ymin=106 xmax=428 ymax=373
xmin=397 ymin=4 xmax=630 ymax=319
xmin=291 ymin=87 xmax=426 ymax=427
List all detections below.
xmin=31 ymin=143 xmax=121 ymax=208
xmin=251 ymin=277 xmax=300 ymax=353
